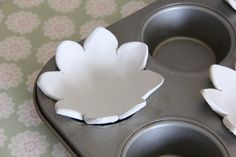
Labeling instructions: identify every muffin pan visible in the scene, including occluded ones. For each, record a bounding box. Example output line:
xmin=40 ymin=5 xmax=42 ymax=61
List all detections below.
xmin=34 ymin=0 xmax=236 ymax=156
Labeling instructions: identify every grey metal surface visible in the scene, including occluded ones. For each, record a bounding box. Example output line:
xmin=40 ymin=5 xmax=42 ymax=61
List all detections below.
xmin=122 ymin=120 xmax=228 ymax=157
xmin=34 ymin=0 xmax=236 ymax=156
xmin=142 ymin=5 xmax=234 ymax=72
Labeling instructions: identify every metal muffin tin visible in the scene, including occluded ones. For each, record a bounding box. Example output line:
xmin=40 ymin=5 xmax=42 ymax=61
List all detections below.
xmin=33 ymin=0 xmax=236 ymax=156
xmin=122 ymin=119 xmax=229 ymax=157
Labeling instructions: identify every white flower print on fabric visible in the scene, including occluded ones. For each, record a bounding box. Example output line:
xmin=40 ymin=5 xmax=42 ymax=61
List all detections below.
xmin=0 ymin=36 xmax=32 ymax=61
xmin=0 ymin=63 xmax=23 ymax=89
xmin=17 ymin=99 xmax=42 ymax=127
xmin=51 ymin=143 xmax=71 ymax=157
xmin=85 ymin=0 xmax=117 ymax=18
xmin=0 ymin=93 xmax=14 ymax=119
xmin=8 ymin=131 xmax=49 ymax=157
xmin=79 ymin=20 xmax=108 ymax=39
xmin=0 ymin=129 xmax=7 ymax=148
xmin=43 ymin=16 xmax=75 ymax=40
xmin=5 ymin=11 xmax=40 ymax=34
xmin=0 ymin=10 xmax=4 ymax=23
xmin=36 ymin=42 xmax=59 ymax=64
xmin=48 ymin=0 xmax=81 ymax=13
xmin=26 ymin=71 xmax=39 ymax=92
xmin=120 ymin=0 xmax=147 ymax=18
xmin=13 ymin=0 xmax=44 ymax=8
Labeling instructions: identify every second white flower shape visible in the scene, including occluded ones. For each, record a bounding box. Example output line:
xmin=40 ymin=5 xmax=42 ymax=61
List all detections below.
xmin=37 ymin=27 xmax=164 ymax=124
xmin=201 ymin=64 xmax=236 ymax=135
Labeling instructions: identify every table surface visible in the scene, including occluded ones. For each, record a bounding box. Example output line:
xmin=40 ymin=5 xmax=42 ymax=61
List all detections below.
xmin=0 ymin=0 xmax=154 ymax=156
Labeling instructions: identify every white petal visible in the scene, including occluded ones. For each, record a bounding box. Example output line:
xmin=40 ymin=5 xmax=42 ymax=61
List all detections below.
xmin=37 ymin=72 xmax=65 ymax=100
xmin=55 ymin=95 xmax=119 ymax=124
xmin=201 ymin=89 xmax=227 ymax=116
xmin=210 ymin=64 xmax=236 ymax=91
xmin=223 ymin=115 xmax=236 ymax=135
xmin=83 ymin=27 xmax=118 ymax=56
xmin=128 ymin=70 xmax=164 ymax=99
xmin=225 ymin=0 xmax=236 ymax=10
xmin=118 ymin=100 xmax=146 ymax=120
xmin=56 ymin=40 xmax=85 ymax=72
xmin=117 ymin=42 xmax=148 ymax=71
xmin=84 ymin=115 xmax=119 ymax=124
xmin=55 ymin=99 xmax=83 ymax=120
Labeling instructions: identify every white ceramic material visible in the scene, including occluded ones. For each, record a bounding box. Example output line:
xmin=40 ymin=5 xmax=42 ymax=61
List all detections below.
xmin=37 ymin=27 xmax=164 ymax=124
xmin=201 ymin=64 xmax=236 ymax=135
xmin=225 ymin=0 xmax=236 ymax=10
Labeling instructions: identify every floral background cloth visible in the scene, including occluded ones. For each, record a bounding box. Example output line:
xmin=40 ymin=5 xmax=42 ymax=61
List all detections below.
xmin=0 ymin=0 xmax=154 ymax=156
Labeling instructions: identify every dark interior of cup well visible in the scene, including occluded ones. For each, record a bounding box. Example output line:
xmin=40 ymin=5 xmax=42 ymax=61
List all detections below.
xmin=141 ymin=5 xmax=234 ymax=72
xmin=121 ymin=121 xmax=228 ymax=157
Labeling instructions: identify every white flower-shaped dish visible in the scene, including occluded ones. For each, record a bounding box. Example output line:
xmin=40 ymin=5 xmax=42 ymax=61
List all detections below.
xmin=201 ymin=64 xmax=236 ymax=135
xmin=225 ymin=0 xmax=236 ymax=10
xmin=37 ymin=27 xmax=164 ymax=124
